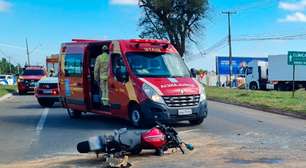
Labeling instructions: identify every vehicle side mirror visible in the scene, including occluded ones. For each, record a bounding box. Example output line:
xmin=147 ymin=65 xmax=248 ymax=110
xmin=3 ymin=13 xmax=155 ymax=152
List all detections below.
xmin=115 ymin=66 xmax=129 ymax=83
xmin=190 ymin=68 xmax=197 ymax=78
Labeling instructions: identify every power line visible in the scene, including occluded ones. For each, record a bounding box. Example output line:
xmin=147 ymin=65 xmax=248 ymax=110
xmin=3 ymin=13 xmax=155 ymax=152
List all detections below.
xmin=203 ymin=36 xmax=228 ymax=55
xmin=234 ymin=33 xmax=306 ymax=41
xmin=0 ymin=43 xmax=25 ymax=50
xmin=198 ymin=32 xmax=306 ymax=56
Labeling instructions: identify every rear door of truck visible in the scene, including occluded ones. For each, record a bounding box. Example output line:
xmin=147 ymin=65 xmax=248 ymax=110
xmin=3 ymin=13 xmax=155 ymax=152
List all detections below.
xmin=60 ymin=44 xmax=87 ymax=111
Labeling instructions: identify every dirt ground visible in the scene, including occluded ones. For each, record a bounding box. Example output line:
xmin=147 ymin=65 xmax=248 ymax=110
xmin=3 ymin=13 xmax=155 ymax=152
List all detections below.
xmin=0 ymin=131 xmax=305 ymax=168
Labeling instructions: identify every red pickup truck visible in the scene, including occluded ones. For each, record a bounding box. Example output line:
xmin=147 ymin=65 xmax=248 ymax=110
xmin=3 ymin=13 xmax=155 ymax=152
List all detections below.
xmin=17 ymin=66 xmax=47 ymax=95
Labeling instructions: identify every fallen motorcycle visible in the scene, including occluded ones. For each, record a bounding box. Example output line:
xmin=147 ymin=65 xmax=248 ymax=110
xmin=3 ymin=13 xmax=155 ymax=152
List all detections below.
xmin=77 ymin=122 xmax=194 ymax=156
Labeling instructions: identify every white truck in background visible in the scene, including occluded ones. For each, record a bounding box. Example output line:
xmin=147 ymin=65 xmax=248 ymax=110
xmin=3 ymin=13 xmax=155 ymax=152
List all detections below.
xmin=245 ymin=54 xmax=306 ymax=91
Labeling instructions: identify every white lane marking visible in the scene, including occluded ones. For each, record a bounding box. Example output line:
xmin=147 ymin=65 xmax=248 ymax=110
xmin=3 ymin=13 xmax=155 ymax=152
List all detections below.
xmin=36 ymin=108 xmax=49 ymax=135
xmin=179 ymin=129 xmax=201 ymax=134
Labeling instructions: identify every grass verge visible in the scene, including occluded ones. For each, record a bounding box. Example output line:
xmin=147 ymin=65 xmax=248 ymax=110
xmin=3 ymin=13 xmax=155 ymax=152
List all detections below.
xmin=0 ymin=85 xmax=17 ymax=97
xmin=206 ymin=87 xmax=306 ymax=116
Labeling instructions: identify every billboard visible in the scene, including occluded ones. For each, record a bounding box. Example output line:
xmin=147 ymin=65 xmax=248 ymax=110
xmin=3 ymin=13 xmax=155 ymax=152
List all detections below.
xmin=216 ymin=56 xmax=268 ymax=75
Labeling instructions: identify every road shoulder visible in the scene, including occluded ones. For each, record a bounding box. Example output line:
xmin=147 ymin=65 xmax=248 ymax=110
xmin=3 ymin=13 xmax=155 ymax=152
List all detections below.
xmin=208 ymin=98 xmax=306 ymax=120
xmin=0 ymin=93 xmax=13 ymax=102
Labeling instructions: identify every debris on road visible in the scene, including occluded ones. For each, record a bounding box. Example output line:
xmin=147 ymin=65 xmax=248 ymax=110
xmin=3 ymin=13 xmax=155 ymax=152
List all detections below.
xmin=100 ymin=154 xmax=131 ymax=168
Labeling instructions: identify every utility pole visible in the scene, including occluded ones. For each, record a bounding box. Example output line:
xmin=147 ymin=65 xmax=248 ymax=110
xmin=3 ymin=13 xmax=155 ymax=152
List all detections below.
xmin=25 ymin=38 xmax=30 ymax=66
xmin=222 ymin=11 xmax=236 ymax=88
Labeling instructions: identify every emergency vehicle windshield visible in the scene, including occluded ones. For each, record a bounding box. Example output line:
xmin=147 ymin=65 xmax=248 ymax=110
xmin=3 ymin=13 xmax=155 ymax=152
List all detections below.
xmin=21 ymin=69 xmax=45 ymax=76
xmin=127 ymin=52 xmax=190 ymax=78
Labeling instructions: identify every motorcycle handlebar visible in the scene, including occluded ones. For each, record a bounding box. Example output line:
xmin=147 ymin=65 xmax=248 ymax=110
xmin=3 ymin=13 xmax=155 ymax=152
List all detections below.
xmin=155 ymin=121 xmax=185 ymax=154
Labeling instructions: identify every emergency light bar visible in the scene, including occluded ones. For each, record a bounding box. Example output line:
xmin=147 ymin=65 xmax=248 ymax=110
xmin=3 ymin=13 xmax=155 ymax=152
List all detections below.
xmin=130 ymin=39 xmax=170 ymax=50
xmin=72 ymin=39 xmax=101 ymax=43
xmin=130 ymin=39 xmax=170 ymax=44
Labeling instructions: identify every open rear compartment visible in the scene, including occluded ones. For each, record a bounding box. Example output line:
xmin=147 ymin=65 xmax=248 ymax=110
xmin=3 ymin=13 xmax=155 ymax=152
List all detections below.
xmin=86 ymin=41 xmax=112 ymax=110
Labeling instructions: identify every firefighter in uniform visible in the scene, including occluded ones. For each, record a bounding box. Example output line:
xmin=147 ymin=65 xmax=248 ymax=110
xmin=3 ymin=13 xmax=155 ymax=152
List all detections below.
xmin=94 ymin=45 xmax=110 ymax=106
xmin=49 ymin=68 xmax=55 ymax=77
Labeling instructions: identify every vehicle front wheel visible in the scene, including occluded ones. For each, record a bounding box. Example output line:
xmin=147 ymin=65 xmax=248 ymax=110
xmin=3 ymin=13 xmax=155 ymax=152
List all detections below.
xmin=38 ymin=99 xmax=55 ymax=107
xmin=129 ymin=106 xmax=144 ymax=128
xmin=67 ymin=108 xmax=82 ymax=119
xmin=250 ymin=82 xmax=258 ymax=90
xmin=189 ymin=117 xmax=205 ymax=125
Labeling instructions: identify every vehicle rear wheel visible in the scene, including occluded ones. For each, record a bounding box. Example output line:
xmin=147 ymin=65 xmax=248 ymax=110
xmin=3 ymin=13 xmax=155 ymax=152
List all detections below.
xmin=250 ymin=82 xmax=258 ymax=90
xmin=38 ymin=99 xmax=54 ymax=107
xmin=67 ymin=108 xmax=82 ymax=119
xmin=189 ymin=117 xmax=205 ymax=125
xmin=129 ymin=105 xmax=144 ymax=128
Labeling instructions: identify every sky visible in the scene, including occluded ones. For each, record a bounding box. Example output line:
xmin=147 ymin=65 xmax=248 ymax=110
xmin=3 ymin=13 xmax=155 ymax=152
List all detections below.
xmin=0 ymin=0 xmax=306 ymax=71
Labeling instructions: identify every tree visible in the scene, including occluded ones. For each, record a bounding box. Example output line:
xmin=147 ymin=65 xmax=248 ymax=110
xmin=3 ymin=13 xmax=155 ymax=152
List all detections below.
xmin=138 ymin=0 xmax=209 ymax=57
xmin=0 ymin=58 xmax=19 ymax=74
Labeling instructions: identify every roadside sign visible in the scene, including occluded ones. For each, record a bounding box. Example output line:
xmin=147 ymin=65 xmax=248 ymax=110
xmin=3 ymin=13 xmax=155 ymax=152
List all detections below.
xmin=288 ymin=51 xmax=306 ymax=65
xmin=287 ymin=51 xmax=306 ymax=98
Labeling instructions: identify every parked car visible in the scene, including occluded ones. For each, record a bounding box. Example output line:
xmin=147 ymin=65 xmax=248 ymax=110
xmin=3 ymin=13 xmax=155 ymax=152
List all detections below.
xmin=35 ymin=77 xmax=59 ymax=107
xmin=0 ymin=75 xmax=15 ymax=85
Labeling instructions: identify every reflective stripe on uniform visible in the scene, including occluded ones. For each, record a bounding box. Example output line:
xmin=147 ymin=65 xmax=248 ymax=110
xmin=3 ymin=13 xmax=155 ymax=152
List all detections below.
xmin=125 ymin=79 xmax=138 ymax=102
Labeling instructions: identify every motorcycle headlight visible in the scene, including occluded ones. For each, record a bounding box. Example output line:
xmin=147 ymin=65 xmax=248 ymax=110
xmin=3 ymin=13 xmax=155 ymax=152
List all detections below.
xmin=142 ymin=83 xmax=165 ymax=104
xmin=199 ymin=85 xmax=206 ymax=102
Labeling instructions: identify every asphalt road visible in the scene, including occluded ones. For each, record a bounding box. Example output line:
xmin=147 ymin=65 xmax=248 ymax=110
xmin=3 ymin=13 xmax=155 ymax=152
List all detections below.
xmin=0 ymin=95 xmax=305 ymax=167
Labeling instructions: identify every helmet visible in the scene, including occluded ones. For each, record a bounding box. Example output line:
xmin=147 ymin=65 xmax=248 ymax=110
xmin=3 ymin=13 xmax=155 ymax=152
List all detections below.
xmin=102 ymin=45 xmax=108 ymax=51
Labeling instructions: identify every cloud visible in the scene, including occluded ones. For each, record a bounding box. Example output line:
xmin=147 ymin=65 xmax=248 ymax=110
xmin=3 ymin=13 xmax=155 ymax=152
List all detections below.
xmin=279 ymin=0 xmax=306 ymax=11
xmin=279 ymin=12 xmax=306 ymax=22
xmin=0 ymin=0 xmax=11 ymax=12
xmin=110 ymin=0 xmax=138 ymax=5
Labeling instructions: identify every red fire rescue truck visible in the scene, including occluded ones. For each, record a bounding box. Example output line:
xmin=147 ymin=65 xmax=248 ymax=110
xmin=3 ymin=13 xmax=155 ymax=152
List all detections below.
xmin=59 ymin=39 xmax=208 ymax=127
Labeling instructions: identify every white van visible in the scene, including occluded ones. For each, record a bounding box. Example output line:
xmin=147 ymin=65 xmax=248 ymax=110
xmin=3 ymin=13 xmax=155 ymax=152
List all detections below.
xmin=0 ymin=75 xmax=14 ymax=85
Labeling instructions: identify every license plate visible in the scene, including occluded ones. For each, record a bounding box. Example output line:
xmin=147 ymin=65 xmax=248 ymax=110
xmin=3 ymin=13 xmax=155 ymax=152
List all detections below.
xmin=178 ymin=109 xmax=192 ymax=115
xmin=30 ymin=82 xmax=36 ymax=87
xmin=43 ymin=90 xmax=52 ymax=94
